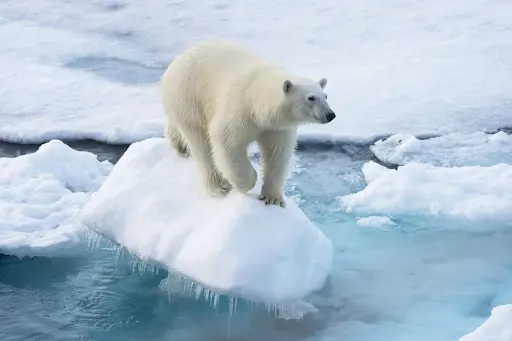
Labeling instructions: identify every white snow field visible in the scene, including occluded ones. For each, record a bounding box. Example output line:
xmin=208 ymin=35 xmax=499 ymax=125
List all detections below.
xmin=0 ymin=140 xmax=112 ymax=257
xmin=1 ymin=0 xmax=512 ymax=143
xmin=80 ymin=138 xmax=332 ymax=307
xmin=460 ymin=305 xmax=512 ymax=341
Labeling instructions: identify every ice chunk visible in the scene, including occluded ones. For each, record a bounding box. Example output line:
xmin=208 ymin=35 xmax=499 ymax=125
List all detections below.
xmin=371 ymin=131 xmax=512 ymax=167
xmin=0 ymin=140 xmax=113 ymax=257
xmin=459 ymin=305 xmax=512 ymax=341
xmin=356 ymin=216 xmax=396 ymax=229
xmin=340 ymin=161 xmax=512 ymax=224
xmin=80 ymin=138 xmax=332 ymax=304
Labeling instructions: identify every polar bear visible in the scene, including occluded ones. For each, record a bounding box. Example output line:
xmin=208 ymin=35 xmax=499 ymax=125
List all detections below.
xmin=161 ymin=40 xmax=335 ymax=207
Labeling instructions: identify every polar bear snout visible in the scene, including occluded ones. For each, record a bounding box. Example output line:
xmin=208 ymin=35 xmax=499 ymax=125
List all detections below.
xmin=317 ymin=110 xmax=336 ymax=124
xmin=325 ymin=111 xmax=336 ymax=122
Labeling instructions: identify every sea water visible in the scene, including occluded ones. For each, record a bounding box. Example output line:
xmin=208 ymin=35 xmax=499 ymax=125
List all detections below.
xmin=0 ymin=141 xmax=511 ymax=341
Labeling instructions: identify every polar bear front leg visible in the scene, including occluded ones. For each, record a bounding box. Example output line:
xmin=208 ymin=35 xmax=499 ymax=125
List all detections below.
xmin=257 ymin=130 xmax=297 ymax=208
xmin=210 ymin=120 xmax=257 ymax=193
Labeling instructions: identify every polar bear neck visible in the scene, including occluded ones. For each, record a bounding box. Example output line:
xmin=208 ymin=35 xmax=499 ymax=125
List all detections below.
xmin=243 ymin=64 xmax=301 ymax=130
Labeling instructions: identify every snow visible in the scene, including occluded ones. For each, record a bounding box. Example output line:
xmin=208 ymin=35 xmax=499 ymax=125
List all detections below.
xmin=1 ymin=1 xmax=512 ymax=143
xmin=356 ymin=216 xmax=396 ymax=229
xmin=459 ymin=305 xmax=512 ymax=341
xmin=79 ymin=138 xmax=333 ymax=306
xmin=340 ymin=161 xmax=512 ymax=226
xmin=371 ymin=131 xmax=512 ymax=167
xmin=0 ymin=140 xmax=112 ymax=257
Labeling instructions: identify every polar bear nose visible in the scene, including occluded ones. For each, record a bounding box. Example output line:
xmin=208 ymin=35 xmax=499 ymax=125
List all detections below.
xmin=326 ymin=112 xmax=336 ymax=122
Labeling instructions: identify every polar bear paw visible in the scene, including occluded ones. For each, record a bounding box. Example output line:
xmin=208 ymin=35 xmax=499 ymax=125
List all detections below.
xmin=259 ymin=192 xmax=286 ymax=208
xmin=217 ymin=178 xmax=233 ymax=194
xmin=205 ymin=172 xmax=233 ymax=196
xmin=233 ymin=167 xmax=257 ymax=193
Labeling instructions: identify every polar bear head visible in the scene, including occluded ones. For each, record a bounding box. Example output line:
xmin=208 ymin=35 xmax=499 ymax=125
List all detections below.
xmin=282 ymin=78 xmax=336 ymax=124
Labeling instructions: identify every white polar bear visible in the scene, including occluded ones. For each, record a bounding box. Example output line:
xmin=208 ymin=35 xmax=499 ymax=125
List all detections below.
xmin=161 ymin=40 xmax=335 ymax=207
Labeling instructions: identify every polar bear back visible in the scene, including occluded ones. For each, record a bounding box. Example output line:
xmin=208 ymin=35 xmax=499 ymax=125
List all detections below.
xmin=161 ymin=40 xmax=292 ymax=124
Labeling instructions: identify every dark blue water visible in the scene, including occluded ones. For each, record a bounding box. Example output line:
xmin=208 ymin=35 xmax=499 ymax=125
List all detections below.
xmin=1 ymin=141 xmax=511 ymax=341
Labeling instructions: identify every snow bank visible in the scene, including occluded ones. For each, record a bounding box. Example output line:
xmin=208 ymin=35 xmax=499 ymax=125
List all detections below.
xmin=459 ymin=305 xmax=512 ymax=341
xmin=371 ymin=131 xmax=512 ymax=167
xmin=340 ymin=161 xmax=512 ymax=224
xmin=0 ymin=140 xmax=112 ymax=257
xmin=80 ymin=138 xmax=332 ymax=305
xmin=1 ymin=1 xmax=512 ymax=143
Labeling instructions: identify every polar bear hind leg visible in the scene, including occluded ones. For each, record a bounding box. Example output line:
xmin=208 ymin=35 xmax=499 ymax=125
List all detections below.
xmin=165 ymin=124 xmax=189 ymax=157
xmin=179 ymin=123 xmax=232 ymax=195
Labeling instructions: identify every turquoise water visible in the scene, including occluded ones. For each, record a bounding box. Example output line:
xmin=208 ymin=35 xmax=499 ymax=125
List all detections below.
xmin=1 ymin=143 xmax=511 ymax=341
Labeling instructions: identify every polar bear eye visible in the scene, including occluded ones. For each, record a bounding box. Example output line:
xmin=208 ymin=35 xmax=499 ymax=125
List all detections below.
xmin=307 ymin=95 xmax=316 ymax=101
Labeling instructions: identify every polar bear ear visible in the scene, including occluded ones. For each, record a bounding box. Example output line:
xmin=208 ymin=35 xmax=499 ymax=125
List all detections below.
xmin=283 ymin=80 xmax=293 ymax=94
xmin=319 ymin=78 xmax=328 ymax=89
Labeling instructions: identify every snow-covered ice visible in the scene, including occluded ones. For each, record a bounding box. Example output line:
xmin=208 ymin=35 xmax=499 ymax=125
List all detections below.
xmin=371 ymin=131 xmax=512 ymax=167
xmin=459 ymin=305 xmax=512 ymax=341
xmin=340 ymin=161 xmax=512 ymax=227
xmin=0 ymin=140 xmax=112 ymax=257
xmin=1 ymin=1 xmax=512 ymax=143
xmin=80 ymin=138 xmax=332 ymax=306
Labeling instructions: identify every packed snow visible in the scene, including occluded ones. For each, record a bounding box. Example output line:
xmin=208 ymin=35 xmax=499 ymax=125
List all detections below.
xmin=0 ymin=140 xmax=112 ymax=257
xmin=371 ymin=131 xmax=512 ymax=167
xmin=1 ymin=1 xmax=512 ymax=143
xmin=80 ymin=138 xmax=332 ymax=306
xmin=459 ymin=305 xmax=512 ymax=341
xmin=340 ymin=161 xmax=512 ymax=227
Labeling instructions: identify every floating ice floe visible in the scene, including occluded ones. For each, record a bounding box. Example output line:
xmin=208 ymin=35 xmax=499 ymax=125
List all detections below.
xmin=459 ymin=305 xmax=512 ymax=341
xmin=356 ymin=216 xmax=396 ymax=229
xmin=80 ymin=138 xmax=332 ymax=310
xmin=0 ymin=140 xmax=112 ymax=257
xmin=339 ymin=161 xmax=512 ymax=226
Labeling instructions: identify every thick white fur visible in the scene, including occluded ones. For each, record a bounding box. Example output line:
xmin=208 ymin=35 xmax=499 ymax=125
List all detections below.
xmin=161 ymin=40 xmax=333 ymax=207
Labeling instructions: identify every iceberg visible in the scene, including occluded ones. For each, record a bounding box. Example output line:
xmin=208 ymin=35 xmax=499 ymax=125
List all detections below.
xmin=0 ymin=140 xmax=112 ymax=257
xmin=80 ymin=138 xmax=332 ymax=306
xmin=459 ymin=305 xmax=512 ymax=341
